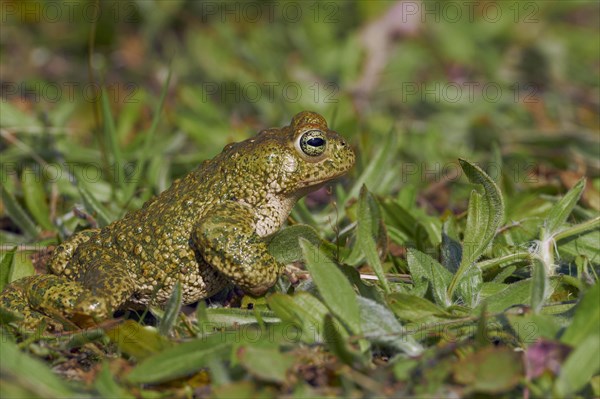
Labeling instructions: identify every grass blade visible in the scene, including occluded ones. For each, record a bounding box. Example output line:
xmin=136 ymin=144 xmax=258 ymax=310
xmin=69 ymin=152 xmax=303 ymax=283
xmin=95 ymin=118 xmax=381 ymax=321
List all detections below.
xmin=21 ymin=167 xmax=54 ymax=231
xmin=77 ymin=184 xmax=113 ymax=227
xmin=124 ymin=67 xmax=173 ymax=201
xmin=1 ymin=185 xmax=39 ymax=238
xmin=100 ymin=86 xmax=124 ymax=190
xmin=357 ymin=186 xmax=390 ymax=293
xmin=545 ymin=178 xmax=586 ymax=235
xmin=158 ymin=282 xmax=182 ymax=336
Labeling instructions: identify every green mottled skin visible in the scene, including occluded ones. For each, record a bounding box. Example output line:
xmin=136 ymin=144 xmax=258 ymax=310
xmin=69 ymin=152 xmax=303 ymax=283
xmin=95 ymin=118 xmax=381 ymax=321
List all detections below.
xmin=1 ymin=111 xmax=355 ymax=331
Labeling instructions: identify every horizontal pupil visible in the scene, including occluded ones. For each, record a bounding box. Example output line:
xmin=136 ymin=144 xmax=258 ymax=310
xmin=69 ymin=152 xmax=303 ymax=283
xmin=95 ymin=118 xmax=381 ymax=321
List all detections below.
xmin=307 ymin=137 xmax=325 ymax=147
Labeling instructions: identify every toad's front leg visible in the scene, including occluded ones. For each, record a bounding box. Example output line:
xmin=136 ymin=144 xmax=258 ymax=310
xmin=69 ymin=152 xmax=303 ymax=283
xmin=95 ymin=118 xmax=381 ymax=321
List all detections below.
xmin=193 ymin=201 xmax=283 ymax=296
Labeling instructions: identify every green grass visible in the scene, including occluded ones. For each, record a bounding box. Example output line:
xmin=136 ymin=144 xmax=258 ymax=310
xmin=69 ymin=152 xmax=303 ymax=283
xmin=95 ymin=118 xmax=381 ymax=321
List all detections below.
xmin=1 ymin=1 xmax=599 ymax=397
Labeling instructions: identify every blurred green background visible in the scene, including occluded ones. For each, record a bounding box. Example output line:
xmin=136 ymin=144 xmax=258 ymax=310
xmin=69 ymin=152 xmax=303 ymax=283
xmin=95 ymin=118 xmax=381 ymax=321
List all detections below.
xmin=2 ymin=1 xmax=598 ymax=182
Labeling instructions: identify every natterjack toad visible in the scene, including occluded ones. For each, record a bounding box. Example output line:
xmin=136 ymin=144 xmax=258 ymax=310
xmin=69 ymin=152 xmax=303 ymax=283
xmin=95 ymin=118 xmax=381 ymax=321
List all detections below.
xmin=0 ymin=111 xmax=355 ymax=331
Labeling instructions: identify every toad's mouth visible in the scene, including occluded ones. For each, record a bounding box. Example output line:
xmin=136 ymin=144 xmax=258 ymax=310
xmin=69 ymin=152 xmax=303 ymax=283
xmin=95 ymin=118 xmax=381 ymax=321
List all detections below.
xmin=297 ymin=169 xmax=350 ymax=190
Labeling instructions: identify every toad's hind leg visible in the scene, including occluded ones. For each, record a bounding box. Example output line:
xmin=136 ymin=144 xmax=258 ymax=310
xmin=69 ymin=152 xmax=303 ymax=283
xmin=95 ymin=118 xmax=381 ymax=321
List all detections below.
xmin=0 ymin=276 xmax=64 ymax=331
xmin=1 ymin=251 xmax=135 ymax=331
xmin=0 ymin=275 xmax=110 ymax=331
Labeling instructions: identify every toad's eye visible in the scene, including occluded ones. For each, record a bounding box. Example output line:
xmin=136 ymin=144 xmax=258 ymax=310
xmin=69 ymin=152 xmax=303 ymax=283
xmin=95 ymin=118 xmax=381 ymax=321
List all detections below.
xmin=299 ymin=130 xmax=327 ymax=156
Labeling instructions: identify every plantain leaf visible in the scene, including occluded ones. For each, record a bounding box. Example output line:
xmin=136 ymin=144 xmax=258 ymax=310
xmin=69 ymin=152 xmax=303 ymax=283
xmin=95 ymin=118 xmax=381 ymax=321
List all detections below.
xmin=268 ymin=224 xmax=322 ymax=264
xmin=267 ymin=292 xmax=328 ymax=344
xmin=447 ymin=159 xmax=504 ymax=301
xmin=407 ymin=248 xmax=452 ymax=307
xmin=237 ymin=345 xmax=295 ymax=384
xmin=126 ymin=331 xmax=232 ymax=383
xmin=300 ymin=239 xmax=361 ymax=336
xmin=358 ymin=296 xmax=423 ymax=356
xmin=530 ymin=259 xmax=552 ymax=314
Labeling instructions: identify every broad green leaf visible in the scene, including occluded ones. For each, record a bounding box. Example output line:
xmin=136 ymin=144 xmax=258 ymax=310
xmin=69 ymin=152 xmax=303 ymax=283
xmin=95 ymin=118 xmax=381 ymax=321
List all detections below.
xmin=8 ymin=250 xmax=35 ymax=282
xmin=357 ymin=186 xmax=390 ymax=293
xmin=505 ymin=314 xmax=562 ymax=344
xmin=554 ymin=215 xmax=600 ymax=242
xmin=557 ymin=228 xmax=600 ymax=261
xmin=480 ymin=278 xmax=560 ymax=313
xmin=358 ymin=296 xmax=423 ymax=356
xmin=21 ymin=167 xmax=54 ymax=231
xmin=1 ymin=185 xmax=39 ymax=238
xmin=447 ymin=159 xmax=504 ymax=300
xmin=388 ymin=292 xmax=451 ymax=322
xmin=453 ymin=346 xmax=523 ymax=393
xmin=407 ymin=248 xmax=452 ymax=306
xmin=554 ymin=334 xmax=600 ymax=397
xmin=477 ymin=252 xmax=531 ymax=272
xmin=268 ymin=224 xmax=322 ymax=264
xmin=126 ymin=331 xmax=233 ymax=383
xmin=0 ymin=340 xmax=86 ymax=398
xmin=545 ymin=178 xmax=586 ymax=235
xmin=323 ymin=314 xmax=366 ymax=368
xmin=0 ymin=247 xmax=16 ymax=291
xmin=267 ymin=292 xmax=328 ymax=344
xmin=480 ymin=282 xmax=511 ymax=298
xmin=479 ymin=279 xmax=531 ymax=314
xmin=95 ymin=362 xmax=135 ymax=399
xmin=530 ymin=259 xmax=552 ymax=314
xmin=200 ymin=307 xmax=280 ymax=329
xmin=158 ymin=282 xmax=182 ymax=336
xmin=106 ymin=320 xmax=171 ymax=360
xmin=456 ymin=267 xmax=483 ymax=308
xmin=489 ymin=142 xmax=503 ymax=184
xmin=561 ymin=283 xmax=600 ymax=346
xmin=237 ymin=345 xmax=295 ymax=383
xmin=491 ymin=266 xmax=517 ymax=283
xmin=300 ymin=239 xmax=361 ymax=336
